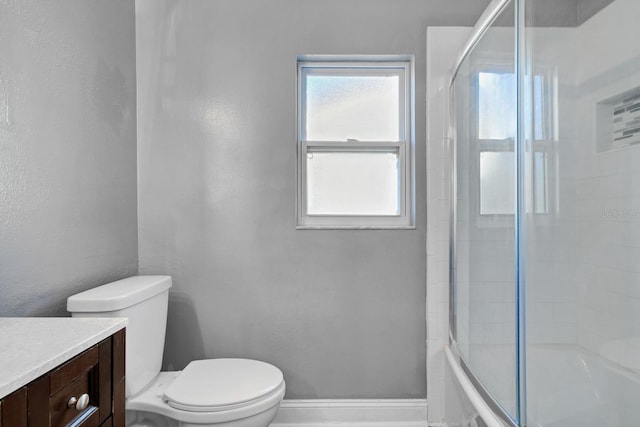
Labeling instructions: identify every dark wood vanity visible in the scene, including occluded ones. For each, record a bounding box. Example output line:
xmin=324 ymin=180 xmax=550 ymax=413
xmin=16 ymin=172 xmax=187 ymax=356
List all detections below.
xmin=0 ymin=329 xmax=125 ymax=427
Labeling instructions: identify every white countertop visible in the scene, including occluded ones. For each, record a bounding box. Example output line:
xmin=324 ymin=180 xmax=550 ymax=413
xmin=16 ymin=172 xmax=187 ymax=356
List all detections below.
xmin=0 ymin=317 xmax=127 ymax=399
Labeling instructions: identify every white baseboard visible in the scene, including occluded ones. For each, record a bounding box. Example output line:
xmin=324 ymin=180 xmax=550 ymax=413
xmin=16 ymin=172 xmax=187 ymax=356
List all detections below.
xmin=270 ymin=399 xmax=428 ymax=426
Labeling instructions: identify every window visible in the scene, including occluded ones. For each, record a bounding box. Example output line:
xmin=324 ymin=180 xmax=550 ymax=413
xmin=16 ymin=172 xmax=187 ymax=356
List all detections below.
xmin=297 ymin=58 xmax=414 ymax=228
xmin=476 ymin=69 xmax=517 ymax=216
xmin=475 ymin=66 xmax=554 ymax=219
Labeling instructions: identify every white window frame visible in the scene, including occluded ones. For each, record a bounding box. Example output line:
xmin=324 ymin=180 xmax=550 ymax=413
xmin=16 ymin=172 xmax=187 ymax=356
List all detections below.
xmin=296 ymin=57 xmax=414 ymax=229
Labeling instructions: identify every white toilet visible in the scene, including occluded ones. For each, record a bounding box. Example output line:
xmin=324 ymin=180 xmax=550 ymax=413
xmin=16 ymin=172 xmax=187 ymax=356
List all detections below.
xmin=67 ymin=275 xmax=285 ymax=427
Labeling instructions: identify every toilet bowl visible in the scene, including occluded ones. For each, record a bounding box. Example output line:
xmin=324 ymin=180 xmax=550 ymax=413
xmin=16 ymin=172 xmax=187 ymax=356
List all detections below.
xmin=67 ymin=276 xmax=285 ymax=427
xmin=127 ymin=362 xmax=285 ymax=427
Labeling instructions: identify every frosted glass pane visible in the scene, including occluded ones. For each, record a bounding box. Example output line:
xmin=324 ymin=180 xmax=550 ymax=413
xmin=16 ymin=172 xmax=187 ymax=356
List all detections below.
xmin=306 ymin=151 xmax=399 ymax=215
xmin=478 ymin=72 xmax=516 ymax=140
xmin=480 ymin=151 xmax=515 ymax=215
xmin=305 ymin=75 xmax=400 ymax=141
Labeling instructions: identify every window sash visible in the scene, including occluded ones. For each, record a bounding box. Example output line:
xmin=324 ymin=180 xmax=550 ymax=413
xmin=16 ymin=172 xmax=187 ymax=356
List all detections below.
xmin=297 ymin=140 xmax=412 ymax=226
xmin=299 ymin=62 xmax=409 ymax=143
xmin=299 ymin=141 xmax=408 ymax=223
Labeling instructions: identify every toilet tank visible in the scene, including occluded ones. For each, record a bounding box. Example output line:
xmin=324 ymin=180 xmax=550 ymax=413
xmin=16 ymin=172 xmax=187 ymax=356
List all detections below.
xmin=67 ymin=276 xmax=172 ymax=398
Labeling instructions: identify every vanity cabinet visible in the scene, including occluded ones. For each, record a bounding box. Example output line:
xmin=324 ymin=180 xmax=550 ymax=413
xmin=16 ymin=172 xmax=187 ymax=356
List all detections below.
xmin=0 ymin=329 xmax=125 ymax=427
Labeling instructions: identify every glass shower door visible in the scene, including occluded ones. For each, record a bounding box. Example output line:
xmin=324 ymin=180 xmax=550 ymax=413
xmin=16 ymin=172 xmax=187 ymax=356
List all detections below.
xmin=450 ymin=1 xmax=520 ymax=422
xmin=523 ymin=0 xmax=640 ymax=425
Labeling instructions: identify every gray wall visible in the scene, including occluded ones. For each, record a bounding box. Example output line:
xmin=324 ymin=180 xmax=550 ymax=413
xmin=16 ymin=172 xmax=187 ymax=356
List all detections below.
xmin=0 ymin=0 xmax=138 ymax=316
xmin=136 ymin=0 xmax=490 ymax=399
xmin=578 ymin=0 xmax=616 ymax=24
xmin=492 ymin=0 xmax=615 ymax=27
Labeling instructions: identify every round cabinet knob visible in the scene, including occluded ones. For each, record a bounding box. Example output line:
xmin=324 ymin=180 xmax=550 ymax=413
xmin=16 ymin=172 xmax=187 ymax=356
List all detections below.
xmin=67 ymin=393 xmax=90 ymax=411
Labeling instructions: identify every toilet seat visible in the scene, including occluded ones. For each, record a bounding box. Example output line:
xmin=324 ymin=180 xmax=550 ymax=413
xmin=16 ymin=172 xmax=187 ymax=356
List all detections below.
xmin=163 ymin=359 xmax=284 ymax=412
xmin=126 ymin=361 xmax=286 ymax=425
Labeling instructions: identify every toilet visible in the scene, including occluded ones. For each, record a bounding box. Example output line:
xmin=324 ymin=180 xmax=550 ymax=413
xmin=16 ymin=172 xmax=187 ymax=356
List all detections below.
xmin=67 ymin=276 xmax=285 ymax=427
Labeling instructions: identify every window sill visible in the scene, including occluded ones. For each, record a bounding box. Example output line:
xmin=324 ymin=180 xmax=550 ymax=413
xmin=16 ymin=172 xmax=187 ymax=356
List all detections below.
xmin=296 ymin=225 xmax=416 ymax=230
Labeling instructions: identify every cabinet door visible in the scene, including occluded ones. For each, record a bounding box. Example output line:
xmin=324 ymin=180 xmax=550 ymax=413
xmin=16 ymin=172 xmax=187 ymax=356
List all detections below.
xmin=0 ymin=387 xmax=27 ymax=427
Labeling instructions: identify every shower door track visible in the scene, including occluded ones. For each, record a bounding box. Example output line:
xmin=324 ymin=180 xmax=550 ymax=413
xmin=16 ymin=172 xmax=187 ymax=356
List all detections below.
xmin=447 ymin=339 xmax=517 ymax=427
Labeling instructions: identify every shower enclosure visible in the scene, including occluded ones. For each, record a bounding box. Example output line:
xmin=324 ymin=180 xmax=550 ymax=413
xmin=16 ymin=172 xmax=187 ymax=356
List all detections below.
xmin=446 ymin=0 xmax=640 ymax=425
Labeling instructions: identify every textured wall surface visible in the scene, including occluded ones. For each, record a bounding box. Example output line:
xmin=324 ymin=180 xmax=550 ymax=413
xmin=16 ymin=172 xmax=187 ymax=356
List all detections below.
xmin=135 ymin=0 xmax=492 ymax=399
xmin=0 ymin=0 xmax=138 ymax=316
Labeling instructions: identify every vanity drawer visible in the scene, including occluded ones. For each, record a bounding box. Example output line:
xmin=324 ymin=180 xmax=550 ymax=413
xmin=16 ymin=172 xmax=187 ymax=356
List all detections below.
xmin=50 ymin=370 xmax=94 ymax=426
xmin=50 ymin=347 xmax=98 ymax=396
xmin=49 ymin=346 xmax=99 ymax=426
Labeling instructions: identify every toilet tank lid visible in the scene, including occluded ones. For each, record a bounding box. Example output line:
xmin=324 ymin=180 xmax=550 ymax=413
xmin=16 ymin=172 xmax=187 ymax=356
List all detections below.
xmin=67 ymin=275 xmax=172 ymax=312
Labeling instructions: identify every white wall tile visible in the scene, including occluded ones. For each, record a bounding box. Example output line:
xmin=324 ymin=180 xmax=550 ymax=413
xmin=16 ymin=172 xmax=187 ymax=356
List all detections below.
xmin=426 ymin=26 xmax=470 ymax=425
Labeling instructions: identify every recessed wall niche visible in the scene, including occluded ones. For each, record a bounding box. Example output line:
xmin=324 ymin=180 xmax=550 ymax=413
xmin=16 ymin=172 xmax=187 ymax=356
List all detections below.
xmin=596 ymin=86 xmax=640 ymax=152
